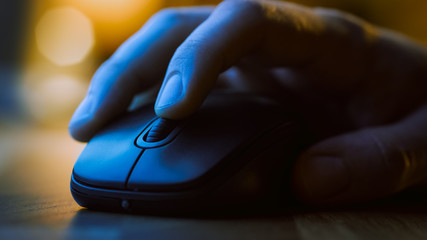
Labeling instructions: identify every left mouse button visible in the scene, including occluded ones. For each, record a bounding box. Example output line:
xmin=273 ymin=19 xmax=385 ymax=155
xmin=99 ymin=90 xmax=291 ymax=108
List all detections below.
xmin=73 ymin=138 xmax=142 ymax=189
xmin=73 ymin=108 xmax=153 ymax=189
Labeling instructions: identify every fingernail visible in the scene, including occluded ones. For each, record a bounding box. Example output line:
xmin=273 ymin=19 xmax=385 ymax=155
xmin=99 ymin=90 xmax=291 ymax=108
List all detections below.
xmin=297 ymin=156 xmax=349 ymax=201
xmin=156 ymin=72 xmax=183 ymax=109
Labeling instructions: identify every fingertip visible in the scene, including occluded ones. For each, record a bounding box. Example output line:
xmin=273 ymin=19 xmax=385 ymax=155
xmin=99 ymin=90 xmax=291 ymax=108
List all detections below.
xmin=154 ymin=71 xmax=205 ymax=120
xmin=69 ymin=113 xmax=98 ymax=143
xmin=154 ymin=99 xmax=197 ymax=120
xmin=292 ymin=129 xmax=408 ymax=205
xmin=68 ymin=118 xmax=92 ymax=143
xmin=292 ymin=153 xmax=350 ymax=204
xmin=68 ymin=97 xmax=95 ymax=142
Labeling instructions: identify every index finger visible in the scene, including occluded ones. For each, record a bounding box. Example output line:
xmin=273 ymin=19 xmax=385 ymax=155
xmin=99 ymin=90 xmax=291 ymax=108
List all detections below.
xmin=69 ymin=7 xmax=212 ymax=141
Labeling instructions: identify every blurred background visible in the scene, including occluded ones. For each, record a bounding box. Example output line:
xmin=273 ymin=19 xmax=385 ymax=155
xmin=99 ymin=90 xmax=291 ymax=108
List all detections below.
xmin=1 ymin=0 xmax=426 ymax=131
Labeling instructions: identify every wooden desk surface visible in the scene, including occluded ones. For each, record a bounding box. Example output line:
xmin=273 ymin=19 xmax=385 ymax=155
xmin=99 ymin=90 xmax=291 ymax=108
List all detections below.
xmin=2 ymin=126 xmax=427 ymax=240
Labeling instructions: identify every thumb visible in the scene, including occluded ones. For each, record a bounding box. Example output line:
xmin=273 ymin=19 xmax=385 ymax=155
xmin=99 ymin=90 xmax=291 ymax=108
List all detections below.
xmin=292 ymin=106 xmax=427 ymax=205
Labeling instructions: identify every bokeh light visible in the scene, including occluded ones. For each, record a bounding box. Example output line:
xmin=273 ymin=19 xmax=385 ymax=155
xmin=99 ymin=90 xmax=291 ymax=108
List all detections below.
xmin=68 ymin=0 xmax=163 ymax=53
xmin=35 ymin=7 xmax=94 ymax=66
xmin=22 ymin=74 xmax=87 ymax=126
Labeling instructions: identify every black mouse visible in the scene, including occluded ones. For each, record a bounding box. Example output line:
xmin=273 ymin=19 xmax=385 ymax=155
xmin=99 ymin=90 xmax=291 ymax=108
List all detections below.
xmin=70 ymin=91 xmax=306 ymax=213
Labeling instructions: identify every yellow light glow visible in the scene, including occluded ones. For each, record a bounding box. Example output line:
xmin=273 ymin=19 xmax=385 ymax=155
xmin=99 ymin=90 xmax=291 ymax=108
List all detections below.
xmin=72 ymin=0 xmax=155 ymax=23
xmin=68 ymin=0 xmax=163 ymax=51
xmin=23 ymin=74 xmax=88 ymax=126
xmin=35 ymin=7 xmax=94 ymax=66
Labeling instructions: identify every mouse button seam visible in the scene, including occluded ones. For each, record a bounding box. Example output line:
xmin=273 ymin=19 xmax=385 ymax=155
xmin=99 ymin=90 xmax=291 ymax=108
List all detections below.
xmin=124 ymin=149 xmax=145 ymax=189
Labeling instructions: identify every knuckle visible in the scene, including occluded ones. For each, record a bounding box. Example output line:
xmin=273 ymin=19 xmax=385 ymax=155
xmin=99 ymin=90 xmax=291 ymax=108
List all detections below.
xmin=217 ymin=0 xmax=265 ymax=21
xmin=314 ymin=7 xmax=349 ymax=20
xmin=150 ymin=8 xmax=190 ymax=26
xmin=101 ymin=58 xmax=127 ymax=73
xmin=365 ymin=130 xmax=411 ymax=192
xmin=319 ymin=10 xmax=363 ymax=32
xmin=172 ymin=40 xmax=202 ymax=61
xmin=314 ymin=7 xmax=376 ymax=45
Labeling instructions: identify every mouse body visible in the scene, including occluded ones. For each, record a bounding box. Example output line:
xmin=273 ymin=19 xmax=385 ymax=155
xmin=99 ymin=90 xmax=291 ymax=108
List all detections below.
xmin=70 ymin=92 xmax=305 ymax=213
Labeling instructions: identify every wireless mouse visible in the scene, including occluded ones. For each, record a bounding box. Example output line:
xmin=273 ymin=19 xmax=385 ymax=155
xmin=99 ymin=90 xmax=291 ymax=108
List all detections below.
xmin=70 ymin=91 xmax=306 ymax=213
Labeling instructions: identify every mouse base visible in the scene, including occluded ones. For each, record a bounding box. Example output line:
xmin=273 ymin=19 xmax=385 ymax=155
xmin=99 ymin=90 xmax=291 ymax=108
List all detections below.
xmin=71 ymin=173 xmax=297 ymax=215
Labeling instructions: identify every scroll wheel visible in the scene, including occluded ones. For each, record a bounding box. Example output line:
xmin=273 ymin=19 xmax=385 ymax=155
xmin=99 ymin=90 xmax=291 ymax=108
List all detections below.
xmin=145 ymin=118 xmax=177 ymax=142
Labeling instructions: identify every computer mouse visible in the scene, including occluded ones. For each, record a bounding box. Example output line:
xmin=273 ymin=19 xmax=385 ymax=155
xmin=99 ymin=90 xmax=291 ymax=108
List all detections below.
xmin=70 ymin=91 xmax=306 ymax=213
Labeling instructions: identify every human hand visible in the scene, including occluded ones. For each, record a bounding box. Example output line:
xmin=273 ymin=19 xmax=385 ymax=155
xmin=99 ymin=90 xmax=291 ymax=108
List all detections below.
xmin=69 ymin=0 xmax=427 ymax=205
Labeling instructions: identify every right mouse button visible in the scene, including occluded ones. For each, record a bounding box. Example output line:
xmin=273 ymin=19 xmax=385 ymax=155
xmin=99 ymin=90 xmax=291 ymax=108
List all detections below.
xmin=73 ymin=105 xmax=154 ymax=189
